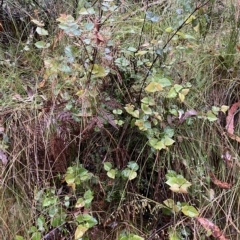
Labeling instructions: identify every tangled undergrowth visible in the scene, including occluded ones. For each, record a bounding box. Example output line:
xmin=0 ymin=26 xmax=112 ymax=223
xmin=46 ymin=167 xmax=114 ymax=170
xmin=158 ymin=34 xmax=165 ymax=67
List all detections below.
xmin=0 ymin=0 xmax=240 ymax=239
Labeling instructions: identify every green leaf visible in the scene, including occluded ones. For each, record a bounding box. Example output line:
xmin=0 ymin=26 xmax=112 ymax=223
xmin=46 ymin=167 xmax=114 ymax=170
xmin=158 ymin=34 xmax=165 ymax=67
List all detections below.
xmin=124 ymin=104 xmax=139 ymax=118
xmin=141 ymin=97 xmax=155 ymax=106
xmin=127 ymin=161 xmax=139 ymax=171
xmin=149 ymin=138 xmax=165 ymax=150
xmin=115 ymin=120 xmax=124 ymax=126
xmin=118 ymin=234 xmax=144 ymax=240
xmin=36 ymin=27 xmax=48 ymax=36
xmin=169 ymin=108 xmax=178 ymax=116
xmin=84 ymin=22 xmax=94 ymax=30
xmin=212 ymin=106 xmax=220 ymax=115
xmin=113 ymin=109 xmax=123 ymax=115
xmin=128 ymin=171 xmax=137 ymax=180
xmin=145 ymin=82 xmax=163 ymax=92
xmin=86 ymin=217 xmax=98 ymax=227
xmin=103 ymin=162 xmax=112 ymax=171
xmin=156 ymin=77 xmax=172 ymax=87
xmin=166 ymin=176 xmax=192 ymax=193
xmin=76 ymin=214 xmax=98 ymax=227
xmin=174 ymin=84 xmax=183 ymax=92
xmin=181 ymin=205 xmax=199 ymax=217
xmin=127 ymin=47 xmax=137 ymax=52
xmin=122 ymin=169 xmax=137 ymax=180
xmin=15 ymin=236 xmax=25 ymax=240
xmin=107 ymin=169 xmax=116 ymax=179
xmin=115 ymin=57 xmax=130 ymax=67
xmin=166 ymin=170 xmax=177 ymax=179
xmin=65 ymin=173 xmax=75 ymax=184
xmin=164 ymin=127 xmax=174 ymax=138
xmin=135 ymin=50 xmax=148 ymax=56
xmin=146 ymin=11 xmax=160 ymax=22
xmin=163 ymin=199 xmax=181 ymax=213
xmin=48 ymin=205 xmax=59 ymax=217
xmin=184 ymin=34 xmax=195 ymax=40
xmin=186 ymin=15 xmax=196 ymax=24
xmin=51 ymin=213 xmax=66 ymax=227
xmin=37 ymin=215 xmax=45 ymax=232
xmin=56 ymin=14 xmax=75 ymax=23
xmin=169 ymin=229 xmax=182 ymax=240
xmin=167 ymin=87 xmax=177 ymax=98
xmin=35 ymin=41 xmax=50 ymax=49
xmin=165 ymin=27 xmax=173 ymax=33
xmin=141 ymin=103 xmax=152 ymax=114
xmin=31 ymin=232 xmax=41 ymax=240
xmin=43 ymin=196 xmax=58 ymax=207
xmin=91 ymin=64 xmax=109 ymax=77
xmin=135 ymin=119 xmax=150 ymax=131
xmin=84 ymin=190 xmax=93 ymax=201
xmin=75 ymin=198 xmax=85 ymax=208
xmin=164 ymin=137 xmax=175 ymax=146
xmin=79 ymin=7 xmax=95 ymax=15
xmin=129 ymin=235 xmax=144 ymax=240
xmin=206 ymin=111 xmax=218 ymax=122
xmin=176 ymin=31 xmax=186 ymax=38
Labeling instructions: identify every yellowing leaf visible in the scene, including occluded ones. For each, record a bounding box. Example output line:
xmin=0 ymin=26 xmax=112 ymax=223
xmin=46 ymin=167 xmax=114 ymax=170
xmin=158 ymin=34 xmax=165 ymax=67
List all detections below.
xmin=193 ymin=23 xmax=199 ymax=32
xmin=67 ymin=182 xmax=76 ymax=191
xmin=124 ymin=104 xmax=139 ymax=118
xmin=169 ymin=184 xmax=182 ymax=193
xmin=176 ymin=31 xmax=185 ymax=38
xmin=128 ymin=171 xmax=137 ymax=180
xmin=135 ymin=50 xmax=148 ymax=56
xmin=135 ymin=119 xmax=148 ymax=131
xmin=163 ymin=199 xmax=181 ymax=213
xmin=166 ymin=175 xmax=192 ymax=193
xmin=179 ymin=183 xmax=192 ymax=193
xmin=165 ymin=27 xmax=173 ymax=33
xmin=149 ymin=138 xmax=165 ymax=150
xmin=145 ymin=82 xmax=163 ymax=92
xmin=186 ymin=15 xmax=196 ymax=24
xmin=178 ymin=92 xmax=185 ymax=102
xmin=181 ymin=88 xmax=190 ymax=96
xmin=221 ymin=105 xmax=229 ymax=113
xmin=75 ymin=225 xmax=88 ymax=239
xmin=76 ymin=89 xmax=84 ymax=96
xmin=91 ymin=64 xmax=108 ymax=77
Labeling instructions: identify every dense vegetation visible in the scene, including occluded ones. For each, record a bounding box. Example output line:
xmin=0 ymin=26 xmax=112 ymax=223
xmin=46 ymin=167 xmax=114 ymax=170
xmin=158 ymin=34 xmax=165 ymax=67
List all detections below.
xmin=0 ymin=0 xmax=240 ymax=239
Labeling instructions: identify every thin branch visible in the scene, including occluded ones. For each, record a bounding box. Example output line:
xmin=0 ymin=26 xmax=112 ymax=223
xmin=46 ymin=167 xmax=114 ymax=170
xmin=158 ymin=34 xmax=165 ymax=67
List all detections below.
xmin=137 ymin=0 xmax=211 ymax=104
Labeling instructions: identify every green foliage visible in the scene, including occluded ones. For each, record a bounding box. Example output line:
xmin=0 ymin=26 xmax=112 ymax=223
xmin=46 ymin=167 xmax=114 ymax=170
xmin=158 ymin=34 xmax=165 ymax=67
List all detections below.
xmin=16 ymin=165 xmax=96 ymax=240
xmin=64 ymin=165 xmax=93 ymax=190
xmin=118 ymin=231 xmax=144 ymax=240
xmin=103 ymin=161 xmax=139 ymax=180
xmin=163 ymin=171 xmax=199 ymax=219
xmin=166 ymin=170 xmax=192 ymax=193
